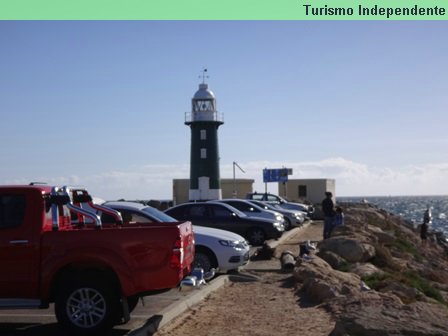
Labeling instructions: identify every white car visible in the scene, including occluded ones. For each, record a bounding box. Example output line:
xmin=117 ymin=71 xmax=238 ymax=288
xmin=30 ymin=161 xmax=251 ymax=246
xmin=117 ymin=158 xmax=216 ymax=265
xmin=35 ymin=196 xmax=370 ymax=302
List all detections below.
xmin=215 ymin=199 xmax=285 ymax=227
xmin=101 ymin=201 xmax=250 ymax=273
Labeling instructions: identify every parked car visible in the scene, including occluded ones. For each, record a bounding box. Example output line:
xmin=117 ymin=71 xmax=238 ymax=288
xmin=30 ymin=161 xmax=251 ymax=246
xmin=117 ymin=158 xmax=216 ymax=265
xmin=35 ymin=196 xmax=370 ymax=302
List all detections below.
xmin=214 ymin=199 xmax=285 ymax=225
xmin=247 ymin=199 xmax=305 ymax=230
xmin=102 ymin=201 xmax=250 ymax=273
xmin=165 ymin=201 xmax=284 ymax=246
xmin=246 ymin=192 xmax=314 ymax=217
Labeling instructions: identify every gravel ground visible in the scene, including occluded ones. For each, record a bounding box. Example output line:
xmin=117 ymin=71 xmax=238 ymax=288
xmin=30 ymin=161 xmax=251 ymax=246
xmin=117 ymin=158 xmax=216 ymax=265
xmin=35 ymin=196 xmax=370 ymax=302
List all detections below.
xmin=154 ymin=222 xmax=335 ymax=336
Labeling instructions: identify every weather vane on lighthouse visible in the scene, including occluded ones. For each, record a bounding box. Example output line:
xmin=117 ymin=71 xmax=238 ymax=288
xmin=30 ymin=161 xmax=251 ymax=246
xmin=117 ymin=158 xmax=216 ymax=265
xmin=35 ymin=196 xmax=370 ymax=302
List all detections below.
xmin=185 ymin=69 xmax=224 ymax=201
xmin=199 ymin=68 xmax=209 ymax=84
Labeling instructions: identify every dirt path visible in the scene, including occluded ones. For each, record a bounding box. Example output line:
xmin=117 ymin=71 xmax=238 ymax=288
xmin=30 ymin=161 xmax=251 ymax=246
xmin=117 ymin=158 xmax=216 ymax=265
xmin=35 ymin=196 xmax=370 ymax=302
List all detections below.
xmin=154 ymin=222 xmax=335 ymax=336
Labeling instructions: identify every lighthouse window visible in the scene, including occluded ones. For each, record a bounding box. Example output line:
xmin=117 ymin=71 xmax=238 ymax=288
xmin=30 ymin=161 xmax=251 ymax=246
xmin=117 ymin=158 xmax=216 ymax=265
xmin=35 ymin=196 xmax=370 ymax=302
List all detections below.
xmin=200 ymin=130 xmax=206 ymax=140
xmin=200 ymin=148 xmax=207 ymax=159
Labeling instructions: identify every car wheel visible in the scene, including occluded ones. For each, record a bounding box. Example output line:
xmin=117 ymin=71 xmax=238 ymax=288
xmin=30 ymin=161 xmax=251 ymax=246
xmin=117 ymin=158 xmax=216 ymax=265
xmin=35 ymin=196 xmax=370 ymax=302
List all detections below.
xmin=247 ymin=228 xmax=266 ymax=246
xmin=284 ymin=218 xmax=292 ymax=231
xmin=193 ymin=251 xmax=213 ymax=273
xmin=55 ymin=274 xmax=120 ymax=335
xmin=126 ymin=295 xmax=139 ymax=314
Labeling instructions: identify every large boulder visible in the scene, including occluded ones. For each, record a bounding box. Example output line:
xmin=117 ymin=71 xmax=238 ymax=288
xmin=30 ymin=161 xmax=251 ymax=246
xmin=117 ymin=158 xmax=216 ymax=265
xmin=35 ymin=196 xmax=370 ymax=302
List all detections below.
xmin=379 ymin=281 xmax=423 ymax=304
xmin=350 ymin=262 xmax=384 ymax=278
xmin=367 ymin=226 xmax=396 ymax=245
xmin=319 ymin=237 xmax=376 ymax=263
xmin=317 ymin=250 xmax=347 ymax=270
xmin=293 ymin=256 xmax=361 ymax=303
xmin=326 ymin=292 xmax=448 ymax=336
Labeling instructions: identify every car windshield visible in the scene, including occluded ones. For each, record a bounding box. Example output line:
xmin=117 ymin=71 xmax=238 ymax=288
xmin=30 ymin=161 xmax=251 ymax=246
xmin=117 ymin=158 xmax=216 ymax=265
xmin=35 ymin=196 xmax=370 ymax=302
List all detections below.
xmin=142 ymin=206 xmax=178 ymax=222
xmin=252 ymin=201 xmax=273 ymax=210
xmin=218 ymin=204 xmax=247 ymax=218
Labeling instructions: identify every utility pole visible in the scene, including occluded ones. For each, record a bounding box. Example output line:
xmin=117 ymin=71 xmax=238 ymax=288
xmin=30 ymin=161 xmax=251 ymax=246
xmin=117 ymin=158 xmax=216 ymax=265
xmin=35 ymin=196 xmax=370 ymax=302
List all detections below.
xmin=233 ymin=161 xmax=245 ymax=198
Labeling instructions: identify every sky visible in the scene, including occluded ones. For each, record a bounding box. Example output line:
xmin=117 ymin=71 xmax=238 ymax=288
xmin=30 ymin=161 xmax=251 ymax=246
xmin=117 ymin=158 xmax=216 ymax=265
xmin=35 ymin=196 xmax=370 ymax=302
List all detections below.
xmin=0 ymin=21 xmax=447 ymax=200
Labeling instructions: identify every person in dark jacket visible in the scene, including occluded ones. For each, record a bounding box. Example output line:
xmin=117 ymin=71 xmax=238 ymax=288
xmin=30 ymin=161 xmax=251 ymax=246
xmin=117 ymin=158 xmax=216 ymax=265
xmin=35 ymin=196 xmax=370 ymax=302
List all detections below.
xmin=322 ymin=191 xmax=335 ymax=239
xmin=420 ymin=221 xmax=428 ymax=246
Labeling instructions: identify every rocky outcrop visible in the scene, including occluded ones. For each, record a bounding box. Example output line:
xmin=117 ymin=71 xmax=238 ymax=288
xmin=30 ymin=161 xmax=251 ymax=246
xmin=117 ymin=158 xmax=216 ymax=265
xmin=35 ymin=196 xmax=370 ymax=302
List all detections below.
xmin=293 ymin=203 xmax=448 ymax=336
xmin=293 ymin=256 xmax=361 ymax=302
xmin=318 ymin=237 xmax=376 ymax=263
xmin=326 ymin=293 xmax=448 ymax=336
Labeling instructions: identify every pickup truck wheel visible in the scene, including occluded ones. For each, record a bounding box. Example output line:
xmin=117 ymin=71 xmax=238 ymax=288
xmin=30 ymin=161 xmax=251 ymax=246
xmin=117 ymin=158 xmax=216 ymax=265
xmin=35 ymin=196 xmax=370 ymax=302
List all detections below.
xmin=127 ymin=295 xmax=139 ymax=313
xmin=247 ymin=228 xmax=266 ymax=246
xmin=55 ymin=276 xmax=120 ymax=335
xmin=193 ymin=251 xmax=213 ymax=273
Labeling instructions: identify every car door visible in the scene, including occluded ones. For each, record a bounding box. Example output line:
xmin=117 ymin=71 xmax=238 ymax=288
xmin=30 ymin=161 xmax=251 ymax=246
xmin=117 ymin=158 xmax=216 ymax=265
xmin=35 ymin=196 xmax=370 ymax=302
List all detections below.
xmin=208 ymin=204 xmax=246 ymax=236
xmin=0 ymin=191 xmax=40 ymax=298
xmin=179 ymin=204 xmax=210 ymax=227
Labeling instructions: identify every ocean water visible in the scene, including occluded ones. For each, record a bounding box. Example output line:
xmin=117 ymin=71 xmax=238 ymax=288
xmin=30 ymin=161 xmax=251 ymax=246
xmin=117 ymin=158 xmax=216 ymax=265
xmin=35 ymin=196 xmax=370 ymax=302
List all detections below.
xmin=338 ymin=195 xmax=448 ymax=235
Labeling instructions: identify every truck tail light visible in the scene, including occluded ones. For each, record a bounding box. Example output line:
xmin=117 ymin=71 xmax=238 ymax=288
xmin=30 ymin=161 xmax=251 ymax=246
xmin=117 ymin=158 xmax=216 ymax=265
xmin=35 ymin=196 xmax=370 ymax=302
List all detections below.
xmin=170 ymin=236 xmax=184 ymax=269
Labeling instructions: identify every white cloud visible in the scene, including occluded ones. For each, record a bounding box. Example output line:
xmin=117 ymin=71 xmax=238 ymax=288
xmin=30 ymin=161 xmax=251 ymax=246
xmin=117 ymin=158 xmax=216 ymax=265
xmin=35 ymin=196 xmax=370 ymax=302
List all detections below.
xmin=3 ymin=159 xmax=447 ymax=200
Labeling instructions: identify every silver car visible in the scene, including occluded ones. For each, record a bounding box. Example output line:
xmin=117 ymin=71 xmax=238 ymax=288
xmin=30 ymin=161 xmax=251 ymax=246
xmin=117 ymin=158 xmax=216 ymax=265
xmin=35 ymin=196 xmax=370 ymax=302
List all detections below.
xmin=215 ymin=199 xmax=285 ymax=227
xmin=247 ymin=199 xmax=305 ymax=230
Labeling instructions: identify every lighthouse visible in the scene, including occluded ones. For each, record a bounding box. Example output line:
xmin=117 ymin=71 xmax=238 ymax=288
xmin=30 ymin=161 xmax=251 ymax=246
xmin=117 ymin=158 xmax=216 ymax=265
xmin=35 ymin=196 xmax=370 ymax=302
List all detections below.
xmin=185 ymin=70 xmax=224 ymax=201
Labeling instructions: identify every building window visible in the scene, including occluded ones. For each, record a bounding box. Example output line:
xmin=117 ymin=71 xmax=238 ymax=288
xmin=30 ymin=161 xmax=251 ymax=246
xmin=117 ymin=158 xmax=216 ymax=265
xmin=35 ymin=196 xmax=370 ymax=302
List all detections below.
xmin=200 ymin=130 xmax=206 ymax=140
xmin=298 ymin=185 xmax=307 ymax=198
xmin=200 ymin=148 xmax=207 ymax=159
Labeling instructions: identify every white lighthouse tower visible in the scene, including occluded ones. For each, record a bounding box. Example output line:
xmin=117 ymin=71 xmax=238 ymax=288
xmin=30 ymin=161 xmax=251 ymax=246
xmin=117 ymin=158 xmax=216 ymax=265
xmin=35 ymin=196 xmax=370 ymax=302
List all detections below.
xmin=185 ymin=70 xmax=224 ymax=201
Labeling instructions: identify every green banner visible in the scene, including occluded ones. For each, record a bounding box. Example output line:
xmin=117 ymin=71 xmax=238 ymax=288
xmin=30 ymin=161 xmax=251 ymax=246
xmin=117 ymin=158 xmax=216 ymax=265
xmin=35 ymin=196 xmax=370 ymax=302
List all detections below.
xmin=0 ymin=0 xmax=447 ymax=20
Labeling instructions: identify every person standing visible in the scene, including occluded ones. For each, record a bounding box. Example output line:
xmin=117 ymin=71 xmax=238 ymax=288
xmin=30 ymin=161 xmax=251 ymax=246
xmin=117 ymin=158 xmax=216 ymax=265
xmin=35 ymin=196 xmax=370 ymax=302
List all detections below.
xmin=420 ymin=221 xmax=428 ymax=246
xmin=322 ymin=191 xmax=335 ymax=239
xmin=423 ymin=206 xmax=432 ymax=225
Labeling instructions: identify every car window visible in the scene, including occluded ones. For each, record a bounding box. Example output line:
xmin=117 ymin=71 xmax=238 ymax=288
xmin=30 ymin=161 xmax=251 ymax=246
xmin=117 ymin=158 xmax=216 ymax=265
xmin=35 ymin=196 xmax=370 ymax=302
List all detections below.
xmin=187 ymin=205 xmax=208 ymax=219
xmin=267 ymin=195 xmax=280 ymax=202
xmin=166 ymin=207 xmax=183 ymax=219
xmin=252 ymin=194 xmax=264 ymax=201
xmin=256 ymin=202 xmax=270 ymax=210
xmin=101 ymin=212 xmax=117 ymax=224
xmin=120 ymin=210 xmax=152 ymax=223
xmin=0 ymin=194 xmax=26 ymax=229
xmin=142 ymin=207 xmax=177 ymax=222
xmin=209 ymin=205 xmax=233 ymax=218
xmin=226 ymin=201 xmax=248 ymax=211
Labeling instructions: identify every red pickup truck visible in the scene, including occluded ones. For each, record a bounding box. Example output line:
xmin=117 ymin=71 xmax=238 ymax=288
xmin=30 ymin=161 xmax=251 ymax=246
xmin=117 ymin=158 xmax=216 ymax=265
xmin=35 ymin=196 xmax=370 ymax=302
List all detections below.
xmin=0 ymin=184 xmax=195 ymax=334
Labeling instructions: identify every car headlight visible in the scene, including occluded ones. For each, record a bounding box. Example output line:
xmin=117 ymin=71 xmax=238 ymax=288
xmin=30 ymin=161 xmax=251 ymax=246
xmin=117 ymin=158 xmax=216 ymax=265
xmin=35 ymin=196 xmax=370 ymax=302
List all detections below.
xmin=275 ymin=215 xmax=284 ymax=222
xmin=219 ymin=240 xmax=246 ymax=250
xmin=273 ymin=222 xmax=284 ymax=230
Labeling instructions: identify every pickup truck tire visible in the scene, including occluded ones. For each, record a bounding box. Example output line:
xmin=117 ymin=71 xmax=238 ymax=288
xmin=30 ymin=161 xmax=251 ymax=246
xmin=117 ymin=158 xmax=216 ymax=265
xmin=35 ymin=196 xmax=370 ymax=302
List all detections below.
xmin=127 ymin=295 xmax=140 ymax=313
xmin=55 ymin=274 xmax=120 ymax=335
xmin=247 ymin=228 xmax=266 ymax=246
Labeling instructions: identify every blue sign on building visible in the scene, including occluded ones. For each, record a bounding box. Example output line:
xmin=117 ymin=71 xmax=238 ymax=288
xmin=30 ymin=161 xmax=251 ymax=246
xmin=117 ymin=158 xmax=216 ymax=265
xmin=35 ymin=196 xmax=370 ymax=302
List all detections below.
xmin=263 ymin=168 xmax=289 ymax=183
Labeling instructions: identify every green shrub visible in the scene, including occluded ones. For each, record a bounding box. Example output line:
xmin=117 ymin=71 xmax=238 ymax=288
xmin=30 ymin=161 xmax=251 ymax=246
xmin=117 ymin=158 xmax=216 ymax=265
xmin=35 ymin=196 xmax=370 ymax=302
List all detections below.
xmin=393 ymin=238 xmax=422 ymax=261
xmin=362 ymin=270 xmax=445 ymax=304
xmin=337 ymin=261 xmax=351 ymax=272
xmin=362 ymin=272 xmax=390 ymax=290
xmin=399 ymin=271 xmax=444 ymax=302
